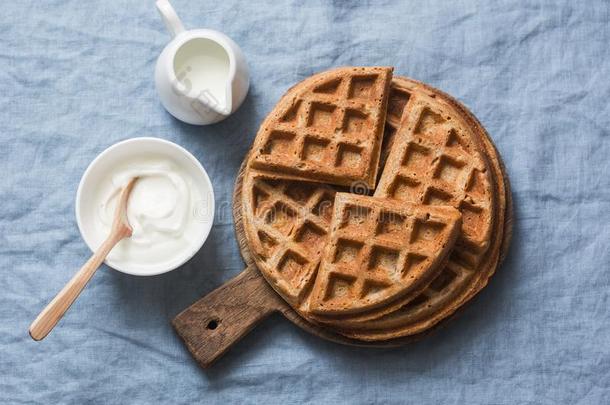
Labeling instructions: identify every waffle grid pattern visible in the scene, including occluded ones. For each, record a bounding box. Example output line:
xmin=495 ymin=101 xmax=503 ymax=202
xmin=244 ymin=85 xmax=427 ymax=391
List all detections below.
xmin=248 ymin=176 xmax=336 ymax=304
xmin=309 ymin=193 xmax=459 ymax=315
xmin=251 ymin=68 xmax=392 ymax=187
xmin=379 ymin=106 xmax=489 ymax=247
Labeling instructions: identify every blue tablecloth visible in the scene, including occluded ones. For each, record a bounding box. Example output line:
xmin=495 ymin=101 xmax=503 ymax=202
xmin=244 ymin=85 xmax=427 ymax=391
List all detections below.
xmin=2 ymin=1 xmax=609 ymax=403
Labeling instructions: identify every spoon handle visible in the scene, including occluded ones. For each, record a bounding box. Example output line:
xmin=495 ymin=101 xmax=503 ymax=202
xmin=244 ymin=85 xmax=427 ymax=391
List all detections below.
xmin=29 ymin=228 xmax=128 ymax=341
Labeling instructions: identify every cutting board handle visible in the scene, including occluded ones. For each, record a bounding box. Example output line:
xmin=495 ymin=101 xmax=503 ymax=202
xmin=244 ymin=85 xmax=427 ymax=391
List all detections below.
xmin=172 ymin=265 xmax=280 ymax=367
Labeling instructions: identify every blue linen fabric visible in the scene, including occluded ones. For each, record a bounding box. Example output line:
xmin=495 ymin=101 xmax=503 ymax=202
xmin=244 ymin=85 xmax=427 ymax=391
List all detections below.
xmin=1 ymin=0 xmax=609 ymax=403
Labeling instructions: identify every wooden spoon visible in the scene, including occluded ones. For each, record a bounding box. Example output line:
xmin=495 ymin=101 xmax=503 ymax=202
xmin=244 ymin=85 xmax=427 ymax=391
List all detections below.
xmin=29 ymin=177 xmax=138 ymax=341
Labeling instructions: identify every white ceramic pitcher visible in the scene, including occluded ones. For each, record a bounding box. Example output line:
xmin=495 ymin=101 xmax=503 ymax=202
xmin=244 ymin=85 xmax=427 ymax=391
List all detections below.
xmin=155 ymin=0 xmax=249 ymax=125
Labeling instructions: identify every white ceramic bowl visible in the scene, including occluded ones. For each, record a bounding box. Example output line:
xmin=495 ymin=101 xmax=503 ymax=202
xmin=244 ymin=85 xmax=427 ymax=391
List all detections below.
xmin=75 ymin=137 xmax=214 ymax=276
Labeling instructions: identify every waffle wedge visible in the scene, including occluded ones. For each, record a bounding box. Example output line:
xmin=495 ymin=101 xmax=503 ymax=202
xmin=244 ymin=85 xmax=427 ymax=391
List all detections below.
xmin=306 ymin=193 xmax=461 ymax=316
xmin=241 ymin=172 xmax=338 ymax=306
xmin=249 ymin=67 xmax=393 ymax=189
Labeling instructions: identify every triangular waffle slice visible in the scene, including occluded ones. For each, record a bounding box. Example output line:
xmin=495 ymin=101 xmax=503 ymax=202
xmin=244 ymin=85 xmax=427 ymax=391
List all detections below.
xmin=249 ymin=66 xmax=393 ymax=189
xmin=242 ymin=171 xmax=338 ymax=306
xmin=307 ymin=193 xmax=461 ymax=316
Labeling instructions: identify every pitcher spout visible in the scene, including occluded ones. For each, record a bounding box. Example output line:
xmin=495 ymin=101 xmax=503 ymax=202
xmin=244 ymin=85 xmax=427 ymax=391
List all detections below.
xmin=190 ymin=85 xmax=231 ymax=121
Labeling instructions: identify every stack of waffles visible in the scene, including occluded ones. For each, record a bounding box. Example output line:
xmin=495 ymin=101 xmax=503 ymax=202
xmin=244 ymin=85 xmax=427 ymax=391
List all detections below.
xmin=242 ymin=67 xmax=511 ymax=341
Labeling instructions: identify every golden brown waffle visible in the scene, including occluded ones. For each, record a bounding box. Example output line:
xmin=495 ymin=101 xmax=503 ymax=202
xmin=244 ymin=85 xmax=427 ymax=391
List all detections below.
xmin=242 ymin=72 xmax=509 ymax=341
xmin=307 ymin=193 xmax=461 ymax=316
xmin=249 ymin=67 xmax=393 ymax=189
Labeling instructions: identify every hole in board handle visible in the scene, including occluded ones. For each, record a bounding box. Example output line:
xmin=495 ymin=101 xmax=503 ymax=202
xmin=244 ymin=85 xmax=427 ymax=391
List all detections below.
xmin=207 ymin=319 xmax=219 ymax=330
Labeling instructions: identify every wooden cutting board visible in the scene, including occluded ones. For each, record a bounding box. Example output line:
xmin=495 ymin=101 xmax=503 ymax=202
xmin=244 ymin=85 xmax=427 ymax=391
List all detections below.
xmin=171 ymin=155 xmax=513 ymax=368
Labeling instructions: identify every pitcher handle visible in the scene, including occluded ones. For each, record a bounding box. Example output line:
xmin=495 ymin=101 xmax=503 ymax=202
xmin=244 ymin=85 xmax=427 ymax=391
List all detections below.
xmin=156 ymin=0 xmax=185 ymax=38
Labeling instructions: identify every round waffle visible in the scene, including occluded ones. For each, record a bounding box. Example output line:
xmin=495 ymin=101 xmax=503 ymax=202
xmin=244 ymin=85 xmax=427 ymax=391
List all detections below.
xmin=241 ymin=71 xmax=510 ymax=341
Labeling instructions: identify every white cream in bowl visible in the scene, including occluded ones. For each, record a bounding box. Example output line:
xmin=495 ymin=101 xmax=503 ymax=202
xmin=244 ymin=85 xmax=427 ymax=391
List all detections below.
xmin=76 ymin=138 xmax=214 ymax=276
